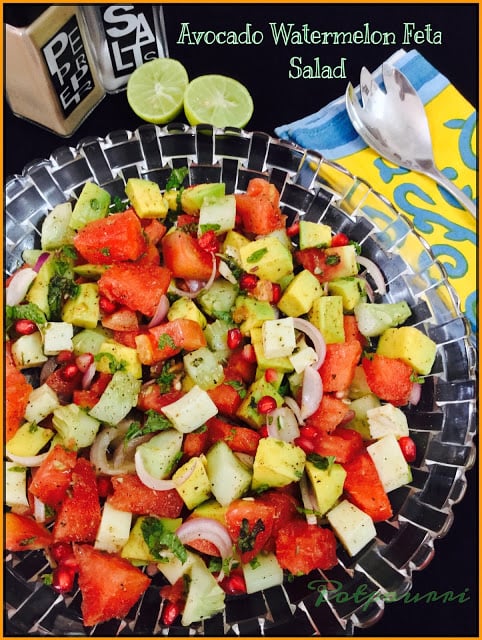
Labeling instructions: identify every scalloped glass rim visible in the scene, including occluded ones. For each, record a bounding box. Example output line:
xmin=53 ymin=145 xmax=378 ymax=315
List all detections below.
xmin=4 ymin=124 xmax=477 ymax=637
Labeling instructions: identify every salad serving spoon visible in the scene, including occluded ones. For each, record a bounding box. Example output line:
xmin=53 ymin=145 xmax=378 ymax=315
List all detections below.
xmin=345 ymin=63 xmax=476 ymax=218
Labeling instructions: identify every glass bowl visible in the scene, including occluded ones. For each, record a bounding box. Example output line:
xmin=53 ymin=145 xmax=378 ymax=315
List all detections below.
xmin=4 ymin=125 xmax=477 ymax=637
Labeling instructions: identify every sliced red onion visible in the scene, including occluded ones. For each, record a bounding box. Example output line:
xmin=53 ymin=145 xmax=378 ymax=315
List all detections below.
xmin=81 ymin=362 xmax=97 ymax=390
xmin=299 ymin=474 xmax=318 ymax=525
xmin=292 ymin=318 xmax=327 ymax=369
xmin=148 ymin=294 xmax=170 ymax=328
xmin=33 ymin=497 xmax=47 ymax=523
xmin=300 ymin=366 xmax=323 ymax=420
xmin=176 ymin=517 xmax=233 ymax=559
xmin=112 ymin=433 xmax=151 ymax=470
xmin=6 ymin=450 xmax=49 ymax=467
xmin=6 ymin=268 xmax=38 ymax=306
xmin=284 ymin=396 xmax=304 ymax=426
xmin=409 ymin=382 xmax=422 ymax=406
xmin=234 ymin=452 xmax=254 ymax=468
xmin=75 ymin=352 xmax=94 ymax=373
xmin=266 ymin=406 xmax=300 ymax=442
xmin=134 ymin=448 xmax=176 ymax=491
xmin=33 ymin=252 xmax=50 ymax=273
xmin=90 ymin=426 xmax=136 ymax=476
xmin=169 ymin=255 xmax=217 ymax=300
xmin=356 ymin=255 xmax=387 ymax=295
xmin=40 ymin=357 xmax=58 ymax=385
xmin=218 ymin=259 xmax=238 ymax=285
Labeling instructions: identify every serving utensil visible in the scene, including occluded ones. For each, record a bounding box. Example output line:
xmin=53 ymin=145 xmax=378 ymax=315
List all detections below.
xmin=345 ymin=63 xmax=476 ymax=218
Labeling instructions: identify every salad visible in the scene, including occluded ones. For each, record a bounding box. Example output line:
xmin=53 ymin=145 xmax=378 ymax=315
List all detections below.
xmin=5 ymin=169 xmax=437 ymax=629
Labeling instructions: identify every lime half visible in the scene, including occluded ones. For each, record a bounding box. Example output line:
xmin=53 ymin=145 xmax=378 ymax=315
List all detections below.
xmin=127 ymin=58 xmax=189 ymax=124
xmin=184 ymin=75 xmax=254 ymax=129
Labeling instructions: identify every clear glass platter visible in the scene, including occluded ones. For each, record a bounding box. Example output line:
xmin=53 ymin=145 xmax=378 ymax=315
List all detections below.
xmin=4 ymin=124 xmax=477 ymax=637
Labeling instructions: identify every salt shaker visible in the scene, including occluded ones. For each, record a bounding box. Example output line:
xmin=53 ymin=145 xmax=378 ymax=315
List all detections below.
xmin=5 ymin=4 xmax=105 ymax=137
xmin=80 ymin=5 xmax=169 ymax=93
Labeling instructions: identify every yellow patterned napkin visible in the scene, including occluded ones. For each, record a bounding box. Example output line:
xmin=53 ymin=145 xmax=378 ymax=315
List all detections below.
xmin=275 ymin=49 xmax=477 ymax=331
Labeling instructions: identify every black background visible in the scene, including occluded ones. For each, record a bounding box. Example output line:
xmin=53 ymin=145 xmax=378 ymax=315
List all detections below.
xmin=3 ymin=3 xmax=479 ymax=638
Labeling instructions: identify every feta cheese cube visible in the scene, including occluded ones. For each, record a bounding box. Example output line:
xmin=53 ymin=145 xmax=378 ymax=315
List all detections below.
xmin=262 ymin=317 xmax=296 ymax=359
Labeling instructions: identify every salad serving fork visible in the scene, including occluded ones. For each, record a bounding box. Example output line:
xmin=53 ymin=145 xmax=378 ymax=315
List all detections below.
xmin=345 ymin=63 xmax=476 ymax=218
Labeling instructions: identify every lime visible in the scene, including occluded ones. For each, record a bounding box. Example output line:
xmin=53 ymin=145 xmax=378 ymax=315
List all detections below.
xmin=183 ymin=75 xmax=254 ymax=129
xmin=127 ymin=58 xmax=189 ymax=124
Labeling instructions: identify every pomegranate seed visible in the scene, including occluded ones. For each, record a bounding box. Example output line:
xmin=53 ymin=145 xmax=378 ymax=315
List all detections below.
xmin=222 ymin=571 xmax=247 ymax=595
xmin=51 ymin=542 xmax=74 ymax=564
xmin=162 ymin=601 xmax=181 ymax=626
xmin=52 ymin=565 xmax=76 ymax=594
xmin=294 ymin=436 xmax=316 ymax=454
xmin=398 ymin=436 xmax=417 ymax=463
xmin=14 ymin=318 xmax=37 ymax=335
xmin=61 ymin=363 xmax=79 ymax=380
xmin=258 ymin=425 xmax=269 ymax=438
xmin=257 ymin=395 xmax=277 ymax=414
xmin=331 ymin=232 xmax=350 ymax=247
xmin=264 ymin=368 xmax=278 ymax=383
xmin=271 ymin=283 xmax=282 ymax=304
xmin=60 ymin=555 xmax=80 ymax=572
xmin=99 ymin=296 xmax=117 ymax=314
xmin=96 ymin=475 xmax=112 ymax=498
xmin=75 ymin=352 xmax=94 ymax=373
xmin=299 ymin=425 xmax=319 ymax=441
xmin=56 ymin=350 xmax=74 ymax=363
xmin=241 ymin=343 xmax=257 ymax=363
xmin=197 ymin=230 xmax=219 ymax=253
xmin=227 ymin=328 xmax=242 ymax=350
xmin=286 ymin=220 xmax=300 ymax=237
xmin=239 ymin=273 xmax=259 ymax=291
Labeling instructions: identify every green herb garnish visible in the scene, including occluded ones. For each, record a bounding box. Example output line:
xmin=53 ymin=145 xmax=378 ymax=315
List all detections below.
xmin=141 ymin=516 xmax=187 ymax=563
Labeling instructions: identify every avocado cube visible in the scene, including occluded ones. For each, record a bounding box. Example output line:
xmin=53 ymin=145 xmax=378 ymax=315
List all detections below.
xmin=183 ymin=347 xmax=225 ymax=390
xmin=236 ymin=376 xmax=284 ymax=428
xmin=192 ymin=499 xmax=227 ymax=525
xmin=96 ymin=340 xmax=142 ymax=378
xmin=125 ymin=177 xmax=168 ymax=219
xmin=197 ymin=279 xmax=239 ymax=320
xmin=299 ymin=220 xmax=332 ymax=249
xmin=376 ymin=326 xmax=437 ymax=375
xmin=222 ymin=229 xmax=251 ymax=263
xmin=232 ymin=296 xmax=277 ymax=335
xmin=62 ymin=282 xmax=100 ymax=329
xmin=308 ymin=295 xmax=345 ymax=343
xmin=250 ymin=327 xmax=294 ymax=372
xmin=25 ymin=254 xmax=56 ymax=317
xmin=168 ymin=297 xmax=207 ymax=328
xmin=239 ymin=237 xmax=293 ymax=283
xmin=305 ymin=461 xmax=346 ymax=515
xmin=328 ymin=277 xmax=367 ymax=312
xmin=121 ymin=516 xmax=182 ymax=565
xmin=69 ymin=181 xmax=111 ymax=230
xmin=277 ymin=269 xmax=323 ymax=317
xmin=173 ymin=455 xmax=212 ymax=509
xmin=6 ymin=422 xmax=54 ymax=457
xmin=251 ymin=437 xmax=306 ymax=491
